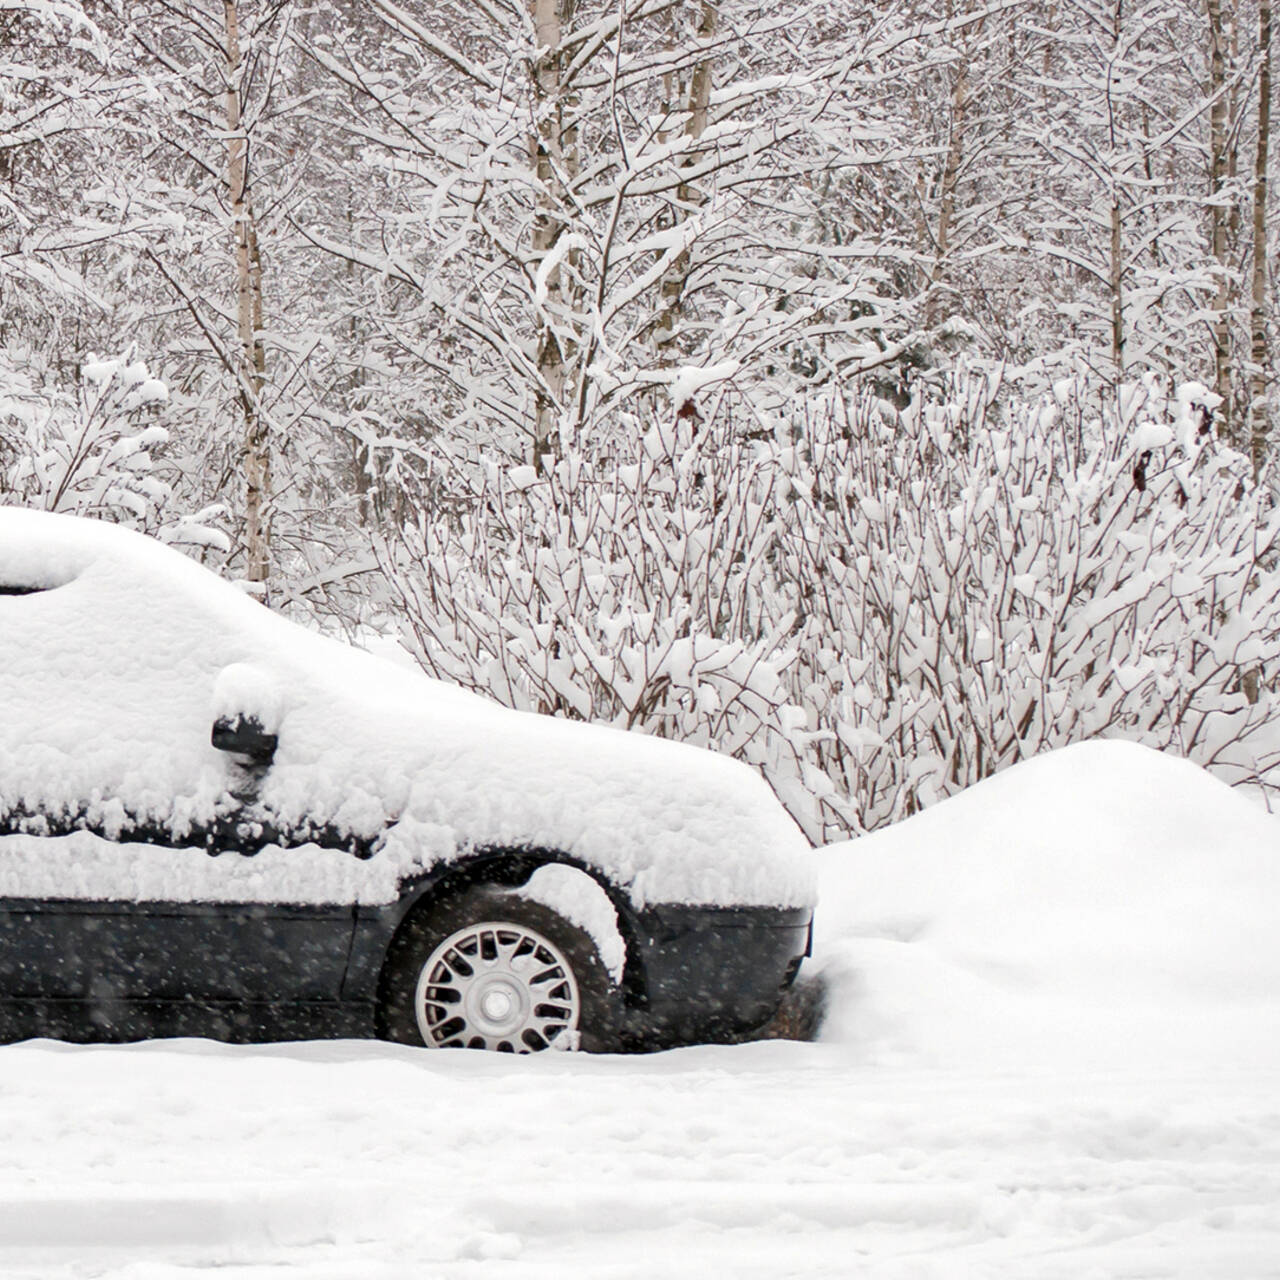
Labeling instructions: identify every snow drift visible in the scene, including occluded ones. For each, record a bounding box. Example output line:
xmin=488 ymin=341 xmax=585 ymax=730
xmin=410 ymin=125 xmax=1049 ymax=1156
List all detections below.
xmin=812 ymin=740 xmax=1280 ymax=1067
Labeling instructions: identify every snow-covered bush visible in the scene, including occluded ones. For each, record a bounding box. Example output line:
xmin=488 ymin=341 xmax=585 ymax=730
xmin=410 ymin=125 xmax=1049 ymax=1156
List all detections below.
xmin=384 ymin=417 xmax=821 ymax=827
xmin=386 ymin=373 xmax=1280 ymax=841
xmin=782 ymin=375 xmax=1279 ymax=837
xmin=0 ymin=347 xmax=228 ymax=552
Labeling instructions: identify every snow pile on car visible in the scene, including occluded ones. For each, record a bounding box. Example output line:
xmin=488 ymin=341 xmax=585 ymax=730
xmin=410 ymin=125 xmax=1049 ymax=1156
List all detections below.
xmin=0 ymin=508 xmax=812 ymax=909
xmin=811 ymin=740 xmax=1280 ymax=1067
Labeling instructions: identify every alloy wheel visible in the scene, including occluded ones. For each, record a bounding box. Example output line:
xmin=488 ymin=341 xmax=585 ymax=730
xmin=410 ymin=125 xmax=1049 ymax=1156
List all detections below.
xmin=414 ymin=920 xmax=581 ymax=1051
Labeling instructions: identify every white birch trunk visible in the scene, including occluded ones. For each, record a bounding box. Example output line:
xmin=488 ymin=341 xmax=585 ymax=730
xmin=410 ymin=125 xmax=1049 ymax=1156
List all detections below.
xmin=530 ymin=0 xmax=566 ymax=473
xmin=1207 ymin=0 xmax=1235 ymax=441
xmin=224 ymin=0 xmax=269 ymax=582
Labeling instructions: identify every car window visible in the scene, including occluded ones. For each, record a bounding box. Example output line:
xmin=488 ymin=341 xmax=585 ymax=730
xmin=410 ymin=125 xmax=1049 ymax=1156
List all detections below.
xmin=0 ymin=569 xmax=240 ymax=851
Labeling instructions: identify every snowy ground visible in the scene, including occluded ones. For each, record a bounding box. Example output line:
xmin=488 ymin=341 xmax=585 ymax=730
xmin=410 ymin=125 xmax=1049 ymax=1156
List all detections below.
xmin=2 ymin=1040 xmax=1277 ymax=1279
xmin=1 ymin=742 xmax=1277 ymax=1279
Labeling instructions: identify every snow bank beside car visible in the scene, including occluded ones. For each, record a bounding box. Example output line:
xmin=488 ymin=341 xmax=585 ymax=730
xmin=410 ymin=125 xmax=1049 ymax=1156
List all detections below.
xmin=811 ymin=740 xmax=1280 ymax=1068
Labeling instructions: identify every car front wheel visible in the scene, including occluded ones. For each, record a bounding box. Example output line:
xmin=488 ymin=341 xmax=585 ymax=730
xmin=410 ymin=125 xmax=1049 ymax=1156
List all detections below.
xmin=379 ymin=885 xmax=618 ymax=1053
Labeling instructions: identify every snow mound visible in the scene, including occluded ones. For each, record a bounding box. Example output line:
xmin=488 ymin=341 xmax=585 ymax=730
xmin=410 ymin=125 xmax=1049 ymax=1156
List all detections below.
xmin=813 ymin=741 xmax=1280 ymax=1067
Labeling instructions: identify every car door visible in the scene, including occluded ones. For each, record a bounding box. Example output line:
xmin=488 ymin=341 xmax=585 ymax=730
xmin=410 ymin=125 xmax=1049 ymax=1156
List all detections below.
xmin=0 ymin=834 xmax=360 ymax=1009
xmin=0 ymin=562 xmax=357 ymax=1016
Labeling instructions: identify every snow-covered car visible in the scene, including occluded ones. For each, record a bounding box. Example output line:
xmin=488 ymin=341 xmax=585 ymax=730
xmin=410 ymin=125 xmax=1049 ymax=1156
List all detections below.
xmin=0 ymin=508 xmax=814 ymax=1052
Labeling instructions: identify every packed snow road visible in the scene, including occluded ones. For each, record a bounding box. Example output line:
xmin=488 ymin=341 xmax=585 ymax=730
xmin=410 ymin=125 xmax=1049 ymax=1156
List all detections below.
xmin=0 ymin=742 xmax=1276 ymax=1278
xmin=0 ymin=1039 xmax=1277 ymax=1279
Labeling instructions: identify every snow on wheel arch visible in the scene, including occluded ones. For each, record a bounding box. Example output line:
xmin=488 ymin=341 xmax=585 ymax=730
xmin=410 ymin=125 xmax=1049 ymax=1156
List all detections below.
xmin=518 ymin=863 xmax=627 ymax=984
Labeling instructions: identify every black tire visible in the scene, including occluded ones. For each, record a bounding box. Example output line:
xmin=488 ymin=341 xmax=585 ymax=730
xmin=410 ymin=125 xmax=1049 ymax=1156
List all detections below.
xmin=378 ymin=884 xmax=620 ymax=1053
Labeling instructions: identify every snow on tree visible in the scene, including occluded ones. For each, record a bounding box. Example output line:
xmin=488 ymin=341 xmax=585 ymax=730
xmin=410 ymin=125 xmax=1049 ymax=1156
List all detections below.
xmin=0 ymin=345 xmax=227 ymax=549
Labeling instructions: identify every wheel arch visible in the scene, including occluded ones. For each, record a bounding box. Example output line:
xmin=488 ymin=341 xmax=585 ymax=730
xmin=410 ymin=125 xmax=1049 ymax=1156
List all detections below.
xmin=345 ymin=846 xmax=650 ymax=1011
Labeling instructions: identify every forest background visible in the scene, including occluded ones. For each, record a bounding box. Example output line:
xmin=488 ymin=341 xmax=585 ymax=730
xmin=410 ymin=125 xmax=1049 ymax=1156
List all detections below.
xmin=2 ymin=0 xmax=1278 ymax=840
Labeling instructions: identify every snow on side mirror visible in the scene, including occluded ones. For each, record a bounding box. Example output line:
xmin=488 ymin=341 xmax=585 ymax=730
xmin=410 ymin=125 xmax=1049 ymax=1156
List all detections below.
xmin=211 ymin=663 xmax=282 ymax=766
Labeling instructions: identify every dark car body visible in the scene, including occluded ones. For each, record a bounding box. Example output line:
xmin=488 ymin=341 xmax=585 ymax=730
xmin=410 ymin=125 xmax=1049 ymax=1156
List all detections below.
xmin=0 ymin=878 xmax=811 ymax=1047
xmin=0 ymin=509 xmax=814 ymax=1051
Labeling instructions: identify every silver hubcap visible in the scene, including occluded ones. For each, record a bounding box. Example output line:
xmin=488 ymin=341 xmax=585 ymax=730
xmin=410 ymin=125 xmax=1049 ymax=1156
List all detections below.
xmin=414 ymin=920 xmax=581 ymax=1052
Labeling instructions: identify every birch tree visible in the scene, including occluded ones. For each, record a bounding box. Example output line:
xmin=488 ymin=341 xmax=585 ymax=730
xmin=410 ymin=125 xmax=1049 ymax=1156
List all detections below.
xmin=124 ymin=0 xmax=316 ymax=582
xmin=295 ymin=0 xmax=925 ymax=473
xmin=221 ymin=0 xmax=270 ymax=578
xmin=1206 ymin=0 xmax=1237 ymax=432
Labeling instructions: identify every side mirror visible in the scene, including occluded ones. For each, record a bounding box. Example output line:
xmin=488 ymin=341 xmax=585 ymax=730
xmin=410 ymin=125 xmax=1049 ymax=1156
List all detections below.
xmin=211 ymin=663 xmax=281 ymax=767
xmin=211 ymin=713 xmax=278 ymax=765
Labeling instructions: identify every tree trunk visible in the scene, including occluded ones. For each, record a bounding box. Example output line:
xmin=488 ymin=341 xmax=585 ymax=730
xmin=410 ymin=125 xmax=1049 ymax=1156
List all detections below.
xmin=1250 ymin=0 xmax=1272 ymax=475
xmin=1106 ymin=0 xmax=1126 ymax=378
xmin=224 ymin=0 xmax=269 ymax=582
xmin=1207 ymin=0 xmax=1235 ymax=441
xmin=926 ymin=60 xmax=969 ymax=331
xmin=653 ymin=0 xmax=716 ymax=356
xmin=530 ymin=0 xmax=568 ymax=472
xmin=1110 ymin=188 xmax=1125 ymax=374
